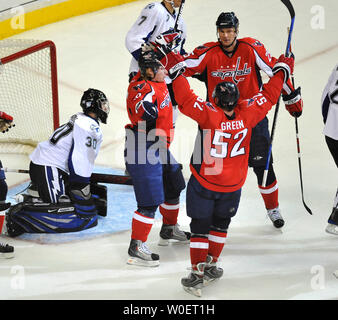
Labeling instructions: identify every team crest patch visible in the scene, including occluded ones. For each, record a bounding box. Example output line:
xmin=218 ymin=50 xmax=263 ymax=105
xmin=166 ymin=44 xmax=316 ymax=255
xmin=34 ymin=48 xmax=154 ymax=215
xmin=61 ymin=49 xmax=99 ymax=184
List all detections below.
xmin=205 ymin=102 xmax=217 ymax=112
xmin=133 ymin=83 xmax=146 ymax=91
xmin=160 ymin=93 xmax=171 ymax=109
xmin=247 ymin=98 xmax=255 ymax=106
xmin=90 ymin=124 xmax=100 ymax=132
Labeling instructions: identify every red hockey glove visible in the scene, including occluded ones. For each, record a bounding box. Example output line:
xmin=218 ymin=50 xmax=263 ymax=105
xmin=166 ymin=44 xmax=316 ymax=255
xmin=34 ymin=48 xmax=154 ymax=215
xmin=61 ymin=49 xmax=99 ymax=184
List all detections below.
xmin=0 ymin=111 xmax=14 ymax=133
xmin=0 ymin=111 xmax=13 ymax=122
xmin=157 ymin=45 xmax=186 ymax=80
xmin=150 ymin=29 xmax=182 ymax=50
xmin=283 ymin=86 xmax=303 ymax=117
xmin=272 ymin=54 xmax=294 ymax=83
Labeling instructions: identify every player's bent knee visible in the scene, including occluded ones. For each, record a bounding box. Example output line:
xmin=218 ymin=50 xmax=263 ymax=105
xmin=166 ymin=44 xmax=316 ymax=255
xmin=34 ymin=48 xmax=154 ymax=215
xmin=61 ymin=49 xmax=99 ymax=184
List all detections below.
xmin=190 ymin=217 xmax=212 ymax=235
xmin=163 ymin=164 xmax=186 ymax=201
xmin=253 ymin=164 xmax=276 ymax=186
xmin=211 ymin=216 xmax=231 ymax=232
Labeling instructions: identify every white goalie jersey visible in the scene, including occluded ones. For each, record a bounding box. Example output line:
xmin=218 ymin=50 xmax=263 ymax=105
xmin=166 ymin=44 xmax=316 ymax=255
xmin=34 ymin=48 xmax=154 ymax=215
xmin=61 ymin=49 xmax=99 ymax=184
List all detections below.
xmin=125 ymin=1 xmax=187 ymax=77
xmin=30 ymin=112 xmax=103 ymax=181
xmin=321 ymin=64 xmax=338 ymax=140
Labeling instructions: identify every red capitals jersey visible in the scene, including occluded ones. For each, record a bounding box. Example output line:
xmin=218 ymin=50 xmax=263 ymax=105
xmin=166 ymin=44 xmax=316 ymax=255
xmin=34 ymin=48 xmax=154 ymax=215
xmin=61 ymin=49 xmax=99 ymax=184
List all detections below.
xmin=184 ymin=37 xmax=293 ymax=103
xmin=125 ymin=72 xmax=173 ymax=146
xmin=172 ymin=73 xmax=284 ymax=192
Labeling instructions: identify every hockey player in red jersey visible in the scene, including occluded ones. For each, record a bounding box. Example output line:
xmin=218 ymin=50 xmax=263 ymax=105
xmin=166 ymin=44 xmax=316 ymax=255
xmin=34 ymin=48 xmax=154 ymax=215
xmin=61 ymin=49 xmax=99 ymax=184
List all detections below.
xmin=124 ymin=49 xmax=189 ymax=267
xmin=183 ymin=12 xmax=303 ymax=228
xmin=156 ymin=42 xmax=295 ymax=296
xmin=0 ymin=111 xmax=15 ymax=258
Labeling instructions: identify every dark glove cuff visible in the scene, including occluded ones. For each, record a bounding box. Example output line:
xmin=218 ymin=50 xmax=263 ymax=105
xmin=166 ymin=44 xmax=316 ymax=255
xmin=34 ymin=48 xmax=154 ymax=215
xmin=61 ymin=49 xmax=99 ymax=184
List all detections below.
xmin=282 ymin=86 xmax=301 ymax=104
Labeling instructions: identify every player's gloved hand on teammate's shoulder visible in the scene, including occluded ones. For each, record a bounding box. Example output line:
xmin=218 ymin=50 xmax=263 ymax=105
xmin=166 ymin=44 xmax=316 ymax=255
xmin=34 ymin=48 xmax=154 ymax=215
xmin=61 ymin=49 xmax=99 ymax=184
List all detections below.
xmin=283 ymin=86 xmax=303 ymax=117
xmin=150 ymin=29 xmax=182 ymax=50
xmin=272 ymin=54 xmax=294 ymax=83
xmin=0 ymin=111 xmax=14 ymax=133
xmin=157 ymin=44 xmax=186 ymax=80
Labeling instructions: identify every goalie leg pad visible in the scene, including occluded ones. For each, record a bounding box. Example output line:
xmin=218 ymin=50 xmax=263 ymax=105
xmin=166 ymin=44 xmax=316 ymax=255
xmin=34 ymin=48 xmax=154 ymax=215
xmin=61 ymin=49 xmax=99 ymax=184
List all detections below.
xmin=69 ymin=184 xmax=98 ymax=218
xmin=6 ymin=200 xmax=98 ymax=236
xmin=90 ymin=183 xmax=107 ymax=217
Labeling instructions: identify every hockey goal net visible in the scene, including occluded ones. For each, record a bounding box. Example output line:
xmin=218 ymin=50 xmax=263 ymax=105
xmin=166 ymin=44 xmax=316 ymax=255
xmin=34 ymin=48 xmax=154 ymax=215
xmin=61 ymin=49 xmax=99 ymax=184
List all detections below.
xmin=0 ymin=39 xmax=59 ymax=154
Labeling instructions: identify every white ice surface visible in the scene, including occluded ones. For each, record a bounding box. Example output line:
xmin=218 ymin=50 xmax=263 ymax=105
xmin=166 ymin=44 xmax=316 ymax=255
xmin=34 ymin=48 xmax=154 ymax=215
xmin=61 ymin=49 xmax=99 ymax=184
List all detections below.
xmin=1 ymin=0 xmax=338 ymax=300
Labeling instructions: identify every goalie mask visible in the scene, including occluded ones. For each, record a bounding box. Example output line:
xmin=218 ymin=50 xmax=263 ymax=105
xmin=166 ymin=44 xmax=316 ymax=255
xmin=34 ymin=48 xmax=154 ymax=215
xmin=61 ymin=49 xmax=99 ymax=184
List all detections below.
xmin=138 ymin=49 xmax=163 ymax=80
xmin=80 ymin=88 xmax=110 ymax=124
xmin=212 ymin=82 xmax=239 ymax=112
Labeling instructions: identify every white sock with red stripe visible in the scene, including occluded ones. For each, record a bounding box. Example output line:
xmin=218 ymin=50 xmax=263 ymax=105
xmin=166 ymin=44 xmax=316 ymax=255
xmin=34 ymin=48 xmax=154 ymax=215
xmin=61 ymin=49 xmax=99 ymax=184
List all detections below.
xmin=208 ymin=230 xmax=227 ymax=263
xmin=259 ymin=180 xmax=279 ymax=210
xmin=131 ymin=211 xmax=154 ymax=242
xmin=159 ymin=202 xmax=179 ymax=225
xmin=190 ymin=235 xmax=209 ymax=270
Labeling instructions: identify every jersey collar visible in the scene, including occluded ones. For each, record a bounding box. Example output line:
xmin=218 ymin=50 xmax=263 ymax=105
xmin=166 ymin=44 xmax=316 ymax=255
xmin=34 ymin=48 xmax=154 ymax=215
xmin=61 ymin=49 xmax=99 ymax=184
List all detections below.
xmin=219 ymin=40 xmax=239 ymax=58
xmin=161 ymin=1 xmax=176 ymax=18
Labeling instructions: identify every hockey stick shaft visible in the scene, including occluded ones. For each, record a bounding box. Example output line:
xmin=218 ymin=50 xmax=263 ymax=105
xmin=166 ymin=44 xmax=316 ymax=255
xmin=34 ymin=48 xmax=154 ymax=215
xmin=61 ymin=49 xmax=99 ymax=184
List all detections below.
xmin=288 ymin=40 xmax=313 ymax=215
xmin=3 ymin=168 xmax=133 ymax=186
xmin=173 ymin=0 xmax=185 ymax=31
xmin=262 ymin=0 xmax=295 ymax=187
xmin=294 ymin=117 xmax=312 ymax=214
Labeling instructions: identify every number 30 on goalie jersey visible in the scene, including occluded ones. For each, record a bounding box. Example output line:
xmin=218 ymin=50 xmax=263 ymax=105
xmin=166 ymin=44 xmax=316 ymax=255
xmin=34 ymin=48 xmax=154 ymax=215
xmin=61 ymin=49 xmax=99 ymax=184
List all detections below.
xmin=30 ymin=112 xmax=103 ymax=184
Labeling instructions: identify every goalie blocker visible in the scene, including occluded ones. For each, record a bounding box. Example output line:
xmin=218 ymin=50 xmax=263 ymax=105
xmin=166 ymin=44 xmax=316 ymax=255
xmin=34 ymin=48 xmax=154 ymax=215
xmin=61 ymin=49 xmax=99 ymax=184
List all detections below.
xmin=5 ymin=182 xmax=108 ymax=237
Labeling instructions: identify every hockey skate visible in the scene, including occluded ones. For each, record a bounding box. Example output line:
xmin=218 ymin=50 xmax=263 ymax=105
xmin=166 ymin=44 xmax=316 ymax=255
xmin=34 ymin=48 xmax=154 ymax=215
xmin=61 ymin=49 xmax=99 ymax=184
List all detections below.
xmin=0 ymin=243 xmax=14 ymax=259
xmin=203 ymin=255 xmax=223 ymax=286
xmin=267 ymin=207 xmax=284 ymax=228
xmin=127 ymin=239 xmax=160 ymax=267
xmin=14 ymin=193 xmax=43 ymax=204
xmin=181 ymin=262 xmax=205 ymax=297
xmin=158 ymin=223 xmax=191 ymax=246
xmin=325 ymin=223 xmax=338 ymax=235
xmin=0 ymin=202 xmax=11 ymax=212
xmin=326 ymin=207 xmax=338 ymax=235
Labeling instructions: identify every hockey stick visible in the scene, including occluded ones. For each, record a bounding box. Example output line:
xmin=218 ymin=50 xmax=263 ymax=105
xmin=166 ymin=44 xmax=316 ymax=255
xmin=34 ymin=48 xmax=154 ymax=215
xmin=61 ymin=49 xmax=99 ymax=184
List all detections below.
xmin=262 ymin=0 xmax=295 ymax=187
xmin=3 ymin=168 xmax=133 ymax=186
xmin=288 ymin=45 xmax=313 ymax=215
xmin=294 ymin=115 xmax=312 ymax=214
xmin=173 ymin=0 xmax=185 ymax=31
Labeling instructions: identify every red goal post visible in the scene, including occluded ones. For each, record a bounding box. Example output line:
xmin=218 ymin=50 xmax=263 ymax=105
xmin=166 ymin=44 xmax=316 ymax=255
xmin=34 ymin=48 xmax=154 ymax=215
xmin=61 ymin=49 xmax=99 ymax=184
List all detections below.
xmin=0 ymin=39 xmax=59 ymax=154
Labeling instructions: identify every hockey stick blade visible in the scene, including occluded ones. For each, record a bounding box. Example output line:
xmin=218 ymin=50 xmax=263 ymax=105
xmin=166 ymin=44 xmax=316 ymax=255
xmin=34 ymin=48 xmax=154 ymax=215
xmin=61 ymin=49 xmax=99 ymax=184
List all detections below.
xmin=295 ymin=119 xmax=313 ymax=215
xmin=288 ymin=36 xmax=313 ymax=215
xmin=281 ymin=0 xmax=295 ymax=18
xmin=4 ymin=168 xmax=133 ymax=186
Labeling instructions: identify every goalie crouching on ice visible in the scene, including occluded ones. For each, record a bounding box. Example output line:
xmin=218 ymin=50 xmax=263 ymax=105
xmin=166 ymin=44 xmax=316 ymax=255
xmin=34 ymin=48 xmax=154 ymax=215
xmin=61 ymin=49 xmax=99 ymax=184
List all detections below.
xmin=5 ymin=89 xmax=110 ymax=237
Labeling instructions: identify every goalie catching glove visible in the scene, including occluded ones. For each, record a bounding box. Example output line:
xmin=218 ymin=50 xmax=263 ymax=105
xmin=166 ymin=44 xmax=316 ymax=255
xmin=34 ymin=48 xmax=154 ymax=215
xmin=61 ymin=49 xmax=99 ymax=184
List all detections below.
xmin=0 ymin=111 xmax=14 ymax=133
